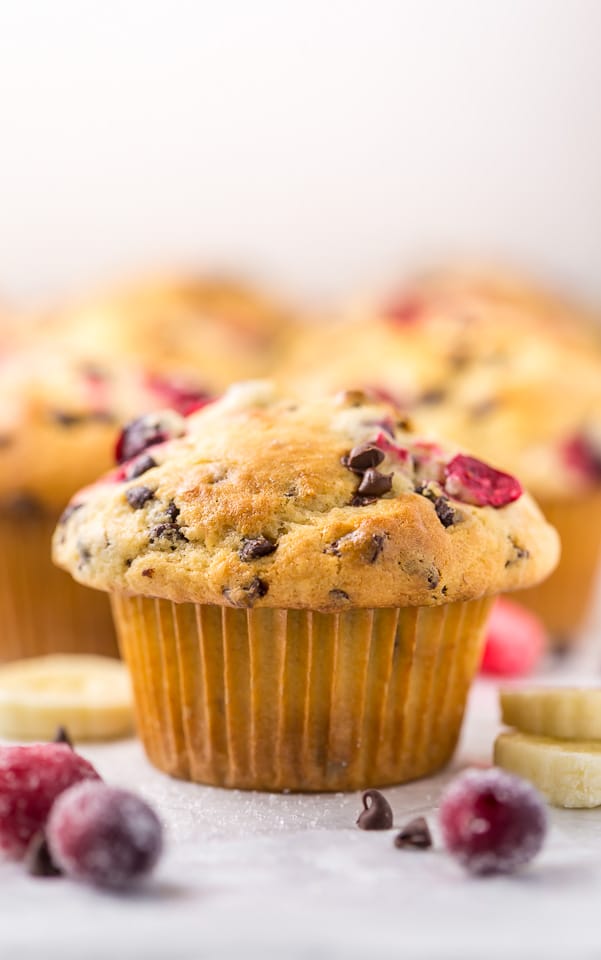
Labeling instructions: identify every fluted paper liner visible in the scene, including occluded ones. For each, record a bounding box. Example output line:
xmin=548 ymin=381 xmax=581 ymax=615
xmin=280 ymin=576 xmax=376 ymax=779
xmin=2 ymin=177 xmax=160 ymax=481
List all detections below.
xmin=112 ymin=594 xmax=492 ymax=791
xmin=517 ymin=491 xmax=601 ymax=644
xmin=0 ymin=510 xmax=118 ymax=662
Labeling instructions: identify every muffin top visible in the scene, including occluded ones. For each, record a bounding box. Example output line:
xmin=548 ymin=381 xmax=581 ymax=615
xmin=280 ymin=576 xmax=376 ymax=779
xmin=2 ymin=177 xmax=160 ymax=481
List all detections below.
xmin=283 ymin=270 xmax=601 ymax=500
xmin=53 ymin=382 xmax=559 ymax=610
xmin=46 ymin=274 xmax=293 ymax=391
xmin=0 ymin=345 xmax=213 ymax=513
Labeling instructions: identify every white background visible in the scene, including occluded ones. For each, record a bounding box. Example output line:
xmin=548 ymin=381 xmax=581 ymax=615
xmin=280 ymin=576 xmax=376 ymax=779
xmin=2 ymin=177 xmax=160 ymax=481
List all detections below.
xmin=0 ymin=0 xmax=600 ymax=306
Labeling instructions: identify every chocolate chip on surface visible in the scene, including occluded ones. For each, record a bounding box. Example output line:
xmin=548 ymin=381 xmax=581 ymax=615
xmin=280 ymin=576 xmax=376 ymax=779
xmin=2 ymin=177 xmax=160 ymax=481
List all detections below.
xmin=329 ymin=588 xmax=350 ymax=602
xmin=350 ymin=494 xmax=379 ymax=507
xmin=125 ymin=486 xmax=155 ymax=509
xmin=356 ymin=469 xmax=393 ymax=498
xmin=149 ymin=523 xmax=188 ymax=546
xmin=419 ymin=388 xmax=446 ymax=406
xmin=141 ymin=568 xmax=154 ymax=578
xmin=222 ymin=577 xmax=269 ymax=607
xmin=341 ymin=443 xmax=385 ymax=473
xmin=505 ymin=536 xmax=530 ymax=567
xmin=124 ymin=454 xmax=157 ymax=481
xmin=239 ymin=536 xmax=277 ymax=561
xmin=394 ymin=816 xmax=432 ymax=850
xmin=165 ymin=500 xmax=180 ymax=522
xmin=356 ymin=789 xmax=394 ymax=830
xmin=434 ymin=496 xmax=459 ymax=528
xmin=368 ymin=533 xmax=386 ymax=563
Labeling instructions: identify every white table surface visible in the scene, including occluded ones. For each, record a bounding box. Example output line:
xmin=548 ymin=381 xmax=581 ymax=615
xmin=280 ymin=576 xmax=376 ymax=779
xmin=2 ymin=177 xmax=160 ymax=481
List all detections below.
xmin=2 ymin=619 xmax=601 ymax=960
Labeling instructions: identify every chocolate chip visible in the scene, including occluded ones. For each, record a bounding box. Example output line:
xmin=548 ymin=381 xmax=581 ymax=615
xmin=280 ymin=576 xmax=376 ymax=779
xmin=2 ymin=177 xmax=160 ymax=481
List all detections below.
xmin=58 ymin=502 xmax=83 ymax=525
xmin=356 ymin=469 xmax=393 ymax=498
xmin=427 ymin=567 xmax=440 ymax=590
xmin=239 ymin=536 xmax=277 ymax=561
xmin=368 ymin=533 xmax=386 ymax=563
xmin=341 ymin=443 xmax=385 ymax=473
xmin=50 ymin=410 xmax=114 ymax=427
xmin=142 ymin=568 xmax=154 ymax=578
xmin=124 ymin=454 xmax=157 ymax=481
xmin=25 ymin=832 xmax=62 ymax=878
xmin=394 ymin=816 xmax=432 ymax=850
xmin=77 ymin=541 xmax=92 ymax=565
xmin=149 ymin=523 xmax=188 ymax=546
xmin=505 ymin=536 xmax=530 ymax=567
xmin=356 ymin=789 xmax=394 ymax=830
xmin=125 ymin=486 xmax=155 ymax=509
xmin=165 ymin=500 xmax=180 ymax=522
xmin=470 ymin=397 xmax=499 ymax=418
xmin=323 ymin=539 xmax=341 ymax=557
xmin=222 ymin=577 xmax=269 ymax=607
xmin=53 ymin=726 xmax=73 ymax=749
xmin=419 ymin=388 xmax=446 ymax=406
xmin=350 ymin=494 xmax=379 ymax=507
xmin=329 ymin=588 xmax=350 ymax=602
xmin=6 ymin=493 xmax=45 ymax=518
xmin=434 ymin=497 xmax=458 ymax=528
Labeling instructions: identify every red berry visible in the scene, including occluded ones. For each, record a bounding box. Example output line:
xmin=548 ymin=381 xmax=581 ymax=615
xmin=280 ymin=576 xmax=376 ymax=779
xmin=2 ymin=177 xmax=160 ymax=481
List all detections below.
xmin=47 ymin=782 xmax=163 ymax=889
xmin=115 ymin=410 xmax=186 ymax=464
xmin=439 ymin=768 xmax=547 ymax=875
xmin=144 ymin=373 xmax=212 ymax=417
xmin=562 ymin=434 xmax=601 ymax=482
xmin=0 ymin=744 xmax=100 ymax=859
xmin=382 ymin=295 xmax=424 ymax=326
xmin=480 ymin=598 xmax=546 ymax=676
xmin=444 ymin=454 xmax=523 ymax=508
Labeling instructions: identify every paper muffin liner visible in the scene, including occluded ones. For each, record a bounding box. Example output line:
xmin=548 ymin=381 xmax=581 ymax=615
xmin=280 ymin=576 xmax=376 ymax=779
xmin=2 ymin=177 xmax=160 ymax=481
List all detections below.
xmin=112 ymin=593 xmax=493 ymax=792
xmin=0 ymin=508 xmax=118 ymax=662
xmin=516 ymin=490 xmax=601 ymax=645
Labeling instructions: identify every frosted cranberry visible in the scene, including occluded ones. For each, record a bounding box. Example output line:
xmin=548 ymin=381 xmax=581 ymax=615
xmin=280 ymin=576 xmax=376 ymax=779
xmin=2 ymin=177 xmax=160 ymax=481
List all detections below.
xmin=480 ymin=598 xmax=546 ymax=677
xmin=0 ymin=744 xmax=100 ymax=859
xmin=145 ymin=373 xmax=212 ymax=417
xmin=47 ymin=782 xmax=163 ymax=890
xmin=115 ymin=410 xmax=186 ymax=464
xmin=563 ymin=434 xmax=601 ymax=482
xmin=439 ymin=768 xmax=547 ymax=875
xmin=444 ymin=454 xmax=522 ymax=507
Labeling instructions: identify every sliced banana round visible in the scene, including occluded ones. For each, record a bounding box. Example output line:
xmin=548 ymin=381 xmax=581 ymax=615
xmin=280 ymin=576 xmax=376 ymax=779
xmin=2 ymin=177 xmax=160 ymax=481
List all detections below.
xmin=500 ymin=687 xmax=601 ymax=741
xmin=0 ymin=655 xmax=134 ymax=742
xmin=495 ymin=731 xmax=601 ymax=808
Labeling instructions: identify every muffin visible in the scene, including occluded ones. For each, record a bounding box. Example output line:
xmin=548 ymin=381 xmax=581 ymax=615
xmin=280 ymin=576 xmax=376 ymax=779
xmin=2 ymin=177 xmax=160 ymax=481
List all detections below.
xmin=284 ymin=271 xmax=601 ymax=643
xmin=53 ymin=382 xmax=559 ymax=791
xmin=50 ymin=273 xmax=293 ymax=391
xmin=0 ymin=343 xmax=214 ymax=662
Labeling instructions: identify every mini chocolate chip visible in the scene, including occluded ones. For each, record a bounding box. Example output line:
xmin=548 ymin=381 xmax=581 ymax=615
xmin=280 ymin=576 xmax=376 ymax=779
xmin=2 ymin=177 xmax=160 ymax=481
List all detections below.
xmin=323 ymin=539 xmax=341 ymax=557
xmin=50 ymin=410 xmax=83 ymax=427
xmin=222 ymin=577 xmax=269 ymax=607
xmin=505 ymin=536 xmax=530 ymax=567
xmin=239 ymin=536 xmax=277 ymax=561
xmin=165 ymin=500 xmax=180 ymax=522
xmin=394 ymin=816 xmax=432 ymax=850
xmin=329 ymin=588 xmax=350 ymax=602
xmin=126 ymin=486 xmax=155 ymax=509
xmin=124 ymin=454 xmax=157 ymax=481
xmin=58 ymin=502 xmax=83 ymax=525
xmin=434 ymin=496 xmax=457 ymax=528
xmin=25 ymin=832 xmax=62 ymax=878
xmin=356 ymin=468 xmax=393 ymax=498
xmin=77 ymin=541 xmax=91 ymax=564
xmin=441 ymin=584 xmax=448 ymax=596
xmin=427 ymin=567 xmax=440 ymax=590
xmin=53 ymin=726 xmax=73 ymax=749
xmin=419 ymin=388 xmax=446 ymax=405
xmin=368 ymin=533 xmax=386 ymax=563
xmin=149 ymin=523 xmax=188 ymax=546
xmin=356 ymin=789 xmax=394 ymax=830
xmin=350 ymin=494 xmax=379 ymax=507
xmin=341 ymin=443 xmax=385 ymax=473
xmin=142 ymin=568 xmax=154 ymax=578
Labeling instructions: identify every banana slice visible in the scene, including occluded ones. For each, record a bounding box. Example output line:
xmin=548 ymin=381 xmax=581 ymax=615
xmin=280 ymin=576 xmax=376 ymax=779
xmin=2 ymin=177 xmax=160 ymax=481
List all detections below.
xmin=500 ymin=687 xmax=601 ymax=741
xmin=0 ymin=655 xmax=134 ymax=742
xmin=494 ymin=731 xmax=601 ymax=807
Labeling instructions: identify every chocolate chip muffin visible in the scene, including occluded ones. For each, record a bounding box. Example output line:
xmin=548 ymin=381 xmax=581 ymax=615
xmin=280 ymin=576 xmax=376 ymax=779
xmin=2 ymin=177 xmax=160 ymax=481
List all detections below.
xmin=0 ymin=343 xmax=214 ymax=662
xmin=284 ymin=269 xmax=601 ymax=642
xmin=50 ymin=273 xmax=293 ymax=391
xmin=53 ymin=382 xmax=559 ymax=791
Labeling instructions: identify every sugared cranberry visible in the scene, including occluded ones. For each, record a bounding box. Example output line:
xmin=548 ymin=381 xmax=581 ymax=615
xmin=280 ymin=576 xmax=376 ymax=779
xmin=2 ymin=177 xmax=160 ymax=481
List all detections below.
xmin=480 ymin=598 xmax=546 ymax=677
xmin=562 ymin=434 xmax=601 ymax=482
xmin=439 ymin=768 xmax=547 ymax=875
xmin=444 ymin=454 xmax=522 ymax=508
xmin=115 ymin=410 xmax=186 ymax=464
xmin=382 ymin=295 xmax=424 ymax=326
xmin=47 ymin=782 xmax=163 ymax=889
xmin=145 ymin=373 xmax=212 ymax=417
xmin=0 ymin=744 xmax=100 ymax=859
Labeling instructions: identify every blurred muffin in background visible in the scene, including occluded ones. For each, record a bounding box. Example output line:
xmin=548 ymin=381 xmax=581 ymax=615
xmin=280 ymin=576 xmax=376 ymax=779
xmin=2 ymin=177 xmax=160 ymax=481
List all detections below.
xmin=0 ymin=272 xmax=294 ymax=662
xmin=48 ymin=274 xmax=294 ymax=392
xmin=283 ymin=267 xmax=601 ymax=644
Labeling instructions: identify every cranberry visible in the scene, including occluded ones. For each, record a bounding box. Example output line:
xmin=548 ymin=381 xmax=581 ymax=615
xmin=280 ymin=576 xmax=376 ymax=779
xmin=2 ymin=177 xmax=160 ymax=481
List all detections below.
xmin=382 ymin=294 xmax=424 ymax=326
xmin=0 ymin=744 xmax=100 ymax=859
xmin=562 ymin=434 xmax=601 ymax=482
xmin=115 ymin=410 xmax=186 ymax=464
xmin=480 ymin=598 xmax=546 ymax=677
xmin=47 ymin=782 xmax=163 ymax=889
xmin=444 ymin=454 xmax=522 ymax=508
xmin=373 ymin=431 xmax=411 ymax=464
xmin=144 ymin=373 xmax=212 ymax=417
xmin=439 ymin=768 xmax=547 ymax=875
